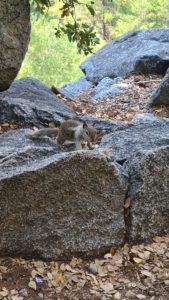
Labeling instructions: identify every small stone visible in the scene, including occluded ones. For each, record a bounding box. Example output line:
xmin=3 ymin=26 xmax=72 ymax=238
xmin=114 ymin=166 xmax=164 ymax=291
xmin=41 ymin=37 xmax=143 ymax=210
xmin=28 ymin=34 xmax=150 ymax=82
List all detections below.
xmin=164 ymin=280 xmax=169 ymax=285
xmin=165 ymin=251 xmax=169 ymax=258
xmin=100 ymin=296 xmax=109 ymax=300
xmin=19 ymin=288 xmax=28 ymax=298
xmin=148 ymin=289 xmax=155 ymax=296
xmin=88 ymin=263 xmax=98 ymax=275
xmin=114 ymin=292 xmax=121 ymax=300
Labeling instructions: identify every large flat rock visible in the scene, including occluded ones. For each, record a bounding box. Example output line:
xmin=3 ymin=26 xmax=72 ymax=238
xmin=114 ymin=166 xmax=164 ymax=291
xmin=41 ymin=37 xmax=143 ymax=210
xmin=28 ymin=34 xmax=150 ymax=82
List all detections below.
xmin=100 ymin=115 xmax=169 ymax=162
xmin=80 ymin=29 xmax=169 ymax=83
xmin=0 ymin=77 xmax=76 ymax=126
xmin=0 ymin=0 xmax=30 ymax=91
xmin=0 ymin=129 xmax=128 ymax=260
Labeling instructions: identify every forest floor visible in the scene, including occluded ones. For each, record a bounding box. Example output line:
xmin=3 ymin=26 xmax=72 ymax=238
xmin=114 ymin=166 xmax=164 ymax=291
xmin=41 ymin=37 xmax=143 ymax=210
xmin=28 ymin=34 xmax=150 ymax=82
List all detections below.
xmin=0 ymin=235 xmax=169 ymax=300
xmin=62 ymin=73 xmax=169 ymax=122
xmin=0 ymin=74 xmax=169 ymax=300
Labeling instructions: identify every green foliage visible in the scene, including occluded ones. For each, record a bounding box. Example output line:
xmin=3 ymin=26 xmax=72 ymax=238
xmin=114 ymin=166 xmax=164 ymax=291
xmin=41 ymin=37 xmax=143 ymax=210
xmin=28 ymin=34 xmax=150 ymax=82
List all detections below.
xmin=18 ymin=15 xmax=85 ymax=87
xmin=31 ymin=0 xmax=99 ymax=55
xmin=19 ymin=0 xmax=169 ymax=87
xmin=101 ymin=0 xmax=169 ymax=37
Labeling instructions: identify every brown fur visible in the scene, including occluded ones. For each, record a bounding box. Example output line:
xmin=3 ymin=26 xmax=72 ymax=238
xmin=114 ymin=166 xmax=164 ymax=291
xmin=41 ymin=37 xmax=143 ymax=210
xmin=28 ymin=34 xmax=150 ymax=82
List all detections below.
xmin=27 ymin=119 xmax=97 ymax=151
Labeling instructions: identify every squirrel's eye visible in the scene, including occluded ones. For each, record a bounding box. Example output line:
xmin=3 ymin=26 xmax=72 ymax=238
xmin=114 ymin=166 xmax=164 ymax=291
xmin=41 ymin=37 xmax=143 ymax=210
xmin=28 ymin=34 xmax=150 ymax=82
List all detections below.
xmin=86 ymin=131 xmax=89 ymax=135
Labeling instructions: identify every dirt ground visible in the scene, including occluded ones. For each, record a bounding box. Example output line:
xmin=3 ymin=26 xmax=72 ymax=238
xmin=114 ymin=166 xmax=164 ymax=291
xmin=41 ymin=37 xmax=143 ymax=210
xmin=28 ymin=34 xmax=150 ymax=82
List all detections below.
xmin=62 ymin=73 xmax=169 ymax=122
xmin=0 ymin=235 xmax=169 ymax=300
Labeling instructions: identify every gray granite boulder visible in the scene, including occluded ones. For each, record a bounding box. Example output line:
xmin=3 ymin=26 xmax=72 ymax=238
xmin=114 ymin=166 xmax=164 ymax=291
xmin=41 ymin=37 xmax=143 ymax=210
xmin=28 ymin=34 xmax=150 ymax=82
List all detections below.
xmin=100 ymin=115 xmax=169 ymax=243
xmin=0 ymin=129 xmax=128 ymax=260
xmin=81 ymin=115 xmax=131 ymax=137
xmin=150 ymin=68 xmax=169 ymax=106
xmin=89 ymin=77 xmax=128 ymax=100
xmin=125 ymin=146 xmax=169 ymax=242
xmin=80 ymin=29 xmax=169 ymax=83
xmin=0 ymin=0 xmax=30 ymax=91
xmin=100 ymin=115 xmax=169 ymax=162
xmin=0 ymin=77 xmax=76 ymax=126
xmin=55 ymin=77 xmax=93 ymax=101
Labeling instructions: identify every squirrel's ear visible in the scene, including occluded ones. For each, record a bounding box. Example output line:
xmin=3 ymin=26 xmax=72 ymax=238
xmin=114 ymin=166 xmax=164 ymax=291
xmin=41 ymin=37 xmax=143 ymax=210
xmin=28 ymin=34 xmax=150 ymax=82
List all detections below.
xmin=83 ymin=122 xmax=88 ymax=129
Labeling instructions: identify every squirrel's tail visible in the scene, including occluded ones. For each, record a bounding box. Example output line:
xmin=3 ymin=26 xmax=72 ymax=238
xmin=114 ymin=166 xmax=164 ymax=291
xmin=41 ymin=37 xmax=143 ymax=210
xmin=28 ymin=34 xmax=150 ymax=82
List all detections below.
xmin=27 ymin=128 xmax=59 ymax=139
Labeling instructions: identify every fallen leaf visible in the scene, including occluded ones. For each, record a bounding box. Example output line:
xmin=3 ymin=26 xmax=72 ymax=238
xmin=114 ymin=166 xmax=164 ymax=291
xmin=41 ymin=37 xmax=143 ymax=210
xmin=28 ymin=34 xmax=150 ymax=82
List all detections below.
xmin=70 ymin=257 xmax=82 ymax=267
xmin=143 ymin=251 xmax=151 ymax=260
xmin=158 ymin=273 xmax=169 ymax=280
xmin=36 ymin=267 xmax=45 ymax=275
xmin=11 ymin=296 xmax=24 ymax=300
xmin=114 ymin=291 xmax=121 ymax=299
xmin=77 ymin=279 xmax=86 ymax=287
xmin=86 ymin=273 xmax=98 ymax=285
xmin=110 ymin=247 xmax=117 ymax=256
xmin=47 ymin=272 xmax=53 ymax=280
xmin=54 ymin=271 xmax=63 ymax=283
xmin=106 ymin=264 xmax=117 ymax=272
xmin=136 ymin=294 xmax=146 ymax=299
xmin=133 ymin=257 xmax=143 ymax=264
xmin=98 ymin=267 xmax=108 ymax=277
xmin=70 ymin=275 xmax=79 ymax=283
xmin=104 ymin=253 xmax=113 ymax=259
xmin=100 ymin=282 xmax=114 ymax=293
xmin=144 ymin=246 xmax=155 ymax=252
xmin=0 ymin=290 xmax=8 ymax=297
xmin=126 ymin=290 xmax=136 ymax=298
xmin=0 ymin=266 xmax=7 ymax=273
xmin=10 ymin=289 xmax=18 ymax=296
xmin=60 ymin=263 xmax=66 ymax=272
xmin=31 ymin=269 xmax=38 ymax=278
xmin=65 ymin=265 xmax=79 ymax=274
xmin=124 ymin=196 xmax=131 ymax=208
xmin=141 ymin=270 xmax=152 ymax=277
xmin=153 ymin=236 xmax=164 ymax=243
xmin=2 ymin=123 xmax=10 ymax=127
xmin=28 ymin=280 xmax=37 ymax=290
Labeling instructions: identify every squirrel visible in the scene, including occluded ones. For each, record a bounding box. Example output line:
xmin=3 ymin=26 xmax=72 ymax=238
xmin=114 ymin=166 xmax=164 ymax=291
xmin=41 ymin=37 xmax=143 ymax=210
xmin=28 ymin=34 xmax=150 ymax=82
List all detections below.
xmin=27 ymin=119 xmax=97 ymax=151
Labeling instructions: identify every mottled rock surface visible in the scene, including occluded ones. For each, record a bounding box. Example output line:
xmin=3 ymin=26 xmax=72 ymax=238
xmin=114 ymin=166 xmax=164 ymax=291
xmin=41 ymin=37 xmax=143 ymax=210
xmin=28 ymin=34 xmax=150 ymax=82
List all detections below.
xmin=81 ymin=115 xmax=131 ymax=134
xmin=100 ymin=115 xmax=169 ymax=162
xmin=0 ymin=0 xmax=30 ymax=91
xmin=89 ymin=77 xmax=128 ymax=100
xmin=125 ymin=147 xmax=169 ymax=242
xmin=80 ymin=29 xmax=169 ymax=83
xmin=0 ymin=77 xmax=76 ymax=126
xmin=0 ymin=129 xmax=128 ymax=260
xmin=100 ymin=115 xmax=169 ymax=243
xmin=150 ymin=68 xmax=169 ymax=106
xmin=56 ymin=77 xmax=93 ymax=101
